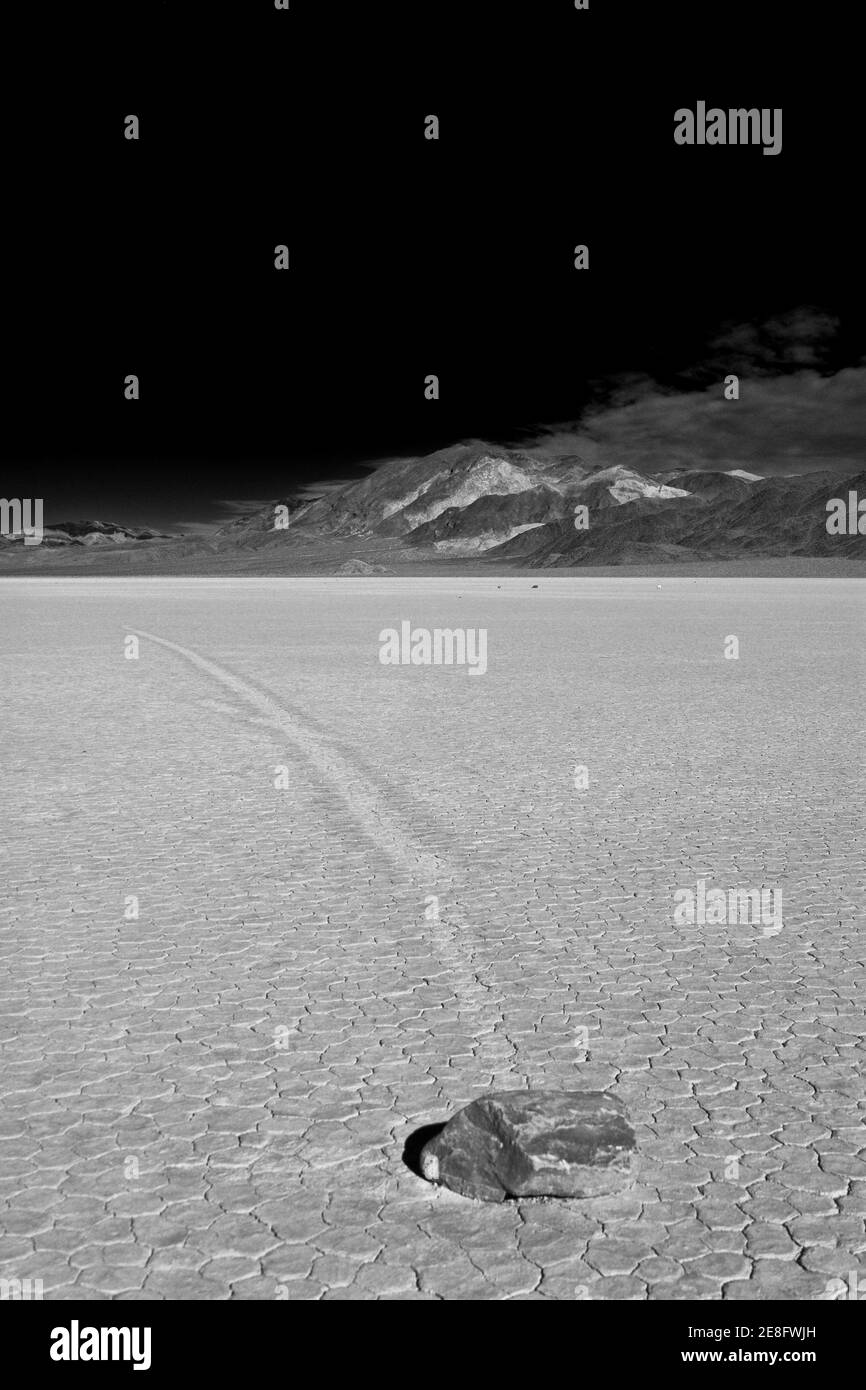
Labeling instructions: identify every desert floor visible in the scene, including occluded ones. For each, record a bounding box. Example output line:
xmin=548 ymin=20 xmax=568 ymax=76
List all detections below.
xmin=1 ymin=577 xmax=864 ymax=1300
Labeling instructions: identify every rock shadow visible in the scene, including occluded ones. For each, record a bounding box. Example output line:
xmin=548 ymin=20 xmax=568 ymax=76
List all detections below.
xmin=402 ymin=1122 xmax=446 ymax=1179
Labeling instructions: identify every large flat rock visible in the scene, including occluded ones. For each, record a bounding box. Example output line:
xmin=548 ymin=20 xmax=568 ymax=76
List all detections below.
xmin=419 ymin=1090 xmax=639 ymax=1203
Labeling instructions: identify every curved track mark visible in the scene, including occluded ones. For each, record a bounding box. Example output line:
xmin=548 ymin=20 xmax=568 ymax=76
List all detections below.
xmin=127 ymin=627 xmax=519 ymax=1054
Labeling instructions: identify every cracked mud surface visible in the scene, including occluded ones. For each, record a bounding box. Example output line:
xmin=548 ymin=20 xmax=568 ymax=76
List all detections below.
xmin=1 ymin=577 xmax=864 ymax=1300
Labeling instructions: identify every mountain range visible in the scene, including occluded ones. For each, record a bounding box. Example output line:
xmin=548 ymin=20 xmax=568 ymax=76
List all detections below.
xmin=0 ymin=519 xmax=171 ymax=548
xmin=2 ymin=442 xmax=864 ymax=572
xmin=210 ymin=441 xmax=866 ymax=565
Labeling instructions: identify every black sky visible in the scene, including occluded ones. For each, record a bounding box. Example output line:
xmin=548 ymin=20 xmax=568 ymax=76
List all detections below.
xmin=3 ymin=1 xmax=862 ymax=527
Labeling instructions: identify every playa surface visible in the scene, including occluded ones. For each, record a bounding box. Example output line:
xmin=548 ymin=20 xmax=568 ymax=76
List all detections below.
xmin=1 ymin=577 xmax=864 ymax=1300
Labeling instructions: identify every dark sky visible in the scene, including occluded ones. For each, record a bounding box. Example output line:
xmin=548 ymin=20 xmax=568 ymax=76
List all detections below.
xmin=3 ymin=1 xmax=862 ymax=528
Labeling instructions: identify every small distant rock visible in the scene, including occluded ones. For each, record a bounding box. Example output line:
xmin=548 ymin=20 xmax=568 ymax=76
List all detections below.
xmin=419 ymin=1090 xmax=639 ymax=1203
xmin=334 ymin=559 xmax=393 ymax=576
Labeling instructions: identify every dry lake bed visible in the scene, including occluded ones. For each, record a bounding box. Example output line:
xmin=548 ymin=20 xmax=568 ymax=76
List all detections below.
xmin=1 ymin=576 xmax=864 ymax=1300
